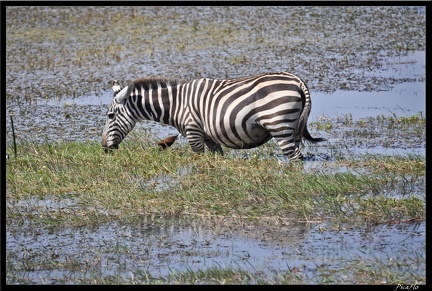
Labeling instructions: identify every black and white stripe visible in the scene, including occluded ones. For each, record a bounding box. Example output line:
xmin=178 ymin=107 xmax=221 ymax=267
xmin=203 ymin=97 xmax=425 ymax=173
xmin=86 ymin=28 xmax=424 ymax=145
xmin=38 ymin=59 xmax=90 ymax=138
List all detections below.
xmin=102 ymin=72 xmax=325 ymax=160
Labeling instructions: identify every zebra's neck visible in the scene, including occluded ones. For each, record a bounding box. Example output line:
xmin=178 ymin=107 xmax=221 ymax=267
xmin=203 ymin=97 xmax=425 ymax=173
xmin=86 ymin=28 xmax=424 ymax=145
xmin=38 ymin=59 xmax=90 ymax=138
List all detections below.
xmin=125 ymin=78 xmax=184 ymax=126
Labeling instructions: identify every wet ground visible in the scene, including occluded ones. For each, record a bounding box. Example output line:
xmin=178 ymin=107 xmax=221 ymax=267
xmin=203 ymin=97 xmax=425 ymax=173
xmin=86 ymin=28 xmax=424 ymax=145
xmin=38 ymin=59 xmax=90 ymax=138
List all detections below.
xmin=6 ymin=203 xmax=425 ymax=284
xmin=5 ymin=6 xmax=426 ymax=284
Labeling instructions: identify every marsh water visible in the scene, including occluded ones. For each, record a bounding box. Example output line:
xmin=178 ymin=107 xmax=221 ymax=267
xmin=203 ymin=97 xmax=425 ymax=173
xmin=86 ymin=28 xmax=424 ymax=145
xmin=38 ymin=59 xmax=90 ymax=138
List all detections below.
xmin=5 ymin=6 xmax=425 ymax=284
xmin=6 ymin=208 xmax=425 ymax=284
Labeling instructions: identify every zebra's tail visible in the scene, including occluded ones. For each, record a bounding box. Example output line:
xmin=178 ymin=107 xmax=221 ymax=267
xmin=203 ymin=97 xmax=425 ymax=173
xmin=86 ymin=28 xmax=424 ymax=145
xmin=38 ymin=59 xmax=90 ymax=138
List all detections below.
xmin=303 ymin=125 xmax=326 ymax=143
xmin=298 ymin=80 xmax=326 ymax=143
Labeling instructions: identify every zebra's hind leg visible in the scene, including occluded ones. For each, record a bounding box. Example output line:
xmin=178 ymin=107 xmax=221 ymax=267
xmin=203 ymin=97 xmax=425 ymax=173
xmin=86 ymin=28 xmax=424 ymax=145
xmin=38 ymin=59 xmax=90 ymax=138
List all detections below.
xmin=205 ymin=139 xmax=224 ymax=155
xmin=293 ymin=131 xmax=304 ymax=160
xmin=273 ymin=136 xmax=303 ymax=161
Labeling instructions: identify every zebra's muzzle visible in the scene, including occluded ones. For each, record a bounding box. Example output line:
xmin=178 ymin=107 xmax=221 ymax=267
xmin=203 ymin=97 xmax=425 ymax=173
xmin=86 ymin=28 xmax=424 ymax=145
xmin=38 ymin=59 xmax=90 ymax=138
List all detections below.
xmin=102 ymin=134 xmax=118 ymax=153
xmin=103 ymin=144 xmax=118 ymax=153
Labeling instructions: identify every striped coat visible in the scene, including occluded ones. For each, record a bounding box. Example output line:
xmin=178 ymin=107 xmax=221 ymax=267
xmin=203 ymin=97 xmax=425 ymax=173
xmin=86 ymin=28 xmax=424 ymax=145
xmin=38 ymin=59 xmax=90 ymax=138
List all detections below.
xmin=102 ymin=72 xmax=324 ymax=160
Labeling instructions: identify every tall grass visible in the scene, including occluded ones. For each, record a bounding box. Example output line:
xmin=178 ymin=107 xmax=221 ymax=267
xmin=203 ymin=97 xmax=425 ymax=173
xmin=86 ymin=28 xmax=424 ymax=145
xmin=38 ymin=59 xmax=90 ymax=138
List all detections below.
xmin=6 ymin=130 xmax=425 ymax=228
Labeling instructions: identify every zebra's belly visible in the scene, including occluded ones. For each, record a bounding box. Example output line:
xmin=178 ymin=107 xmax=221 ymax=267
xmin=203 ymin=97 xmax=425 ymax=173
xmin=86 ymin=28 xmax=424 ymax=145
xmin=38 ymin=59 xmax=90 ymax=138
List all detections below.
xmin=218 ymin=124 xmax=272 ymax=149
xmin=231 ymin=134 xmax=273 ymax=149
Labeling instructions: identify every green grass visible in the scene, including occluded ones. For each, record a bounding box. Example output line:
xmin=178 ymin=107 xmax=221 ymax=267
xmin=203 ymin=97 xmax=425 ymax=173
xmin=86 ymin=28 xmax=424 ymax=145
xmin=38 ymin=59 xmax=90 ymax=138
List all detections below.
xmin=6 ymin=130 xmax=425 ymax=229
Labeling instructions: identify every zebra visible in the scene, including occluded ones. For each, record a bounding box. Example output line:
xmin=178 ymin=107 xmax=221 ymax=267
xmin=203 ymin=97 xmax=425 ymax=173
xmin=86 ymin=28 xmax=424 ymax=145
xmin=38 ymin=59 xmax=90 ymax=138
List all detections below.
xmin=101 ymin=72 xmax=325 ymax=160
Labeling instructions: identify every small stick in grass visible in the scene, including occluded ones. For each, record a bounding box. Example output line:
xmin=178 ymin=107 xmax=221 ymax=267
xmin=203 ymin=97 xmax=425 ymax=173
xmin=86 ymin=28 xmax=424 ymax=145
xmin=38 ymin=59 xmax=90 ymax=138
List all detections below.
xmin=10 ymin=114 xmax=17 ymax=157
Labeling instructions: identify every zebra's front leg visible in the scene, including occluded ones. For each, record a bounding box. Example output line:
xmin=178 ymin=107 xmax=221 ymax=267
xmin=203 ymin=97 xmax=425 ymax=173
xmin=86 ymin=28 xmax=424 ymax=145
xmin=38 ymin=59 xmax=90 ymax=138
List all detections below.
xmin=184 ymin=128 xmax=206 ymax=153
xmin=205 ymin=139 xmax=224 ymax=155
xmin=184 ymin=124 xmax=223 ymax=155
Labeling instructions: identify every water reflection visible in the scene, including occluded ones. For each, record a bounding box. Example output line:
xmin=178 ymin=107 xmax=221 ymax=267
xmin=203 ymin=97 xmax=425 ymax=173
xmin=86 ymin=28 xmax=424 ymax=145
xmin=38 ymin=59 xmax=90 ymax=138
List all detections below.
xmin=6 ymin=209 xmax=425 ymax=283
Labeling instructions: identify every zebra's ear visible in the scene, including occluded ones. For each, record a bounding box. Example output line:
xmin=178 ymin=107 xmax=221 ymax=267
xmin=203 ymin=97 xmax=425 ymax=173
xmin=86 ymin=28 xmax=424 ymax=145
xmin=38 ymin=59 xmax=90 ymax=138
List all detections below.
xmin=114 ymin=85 xmax=132 ymax=103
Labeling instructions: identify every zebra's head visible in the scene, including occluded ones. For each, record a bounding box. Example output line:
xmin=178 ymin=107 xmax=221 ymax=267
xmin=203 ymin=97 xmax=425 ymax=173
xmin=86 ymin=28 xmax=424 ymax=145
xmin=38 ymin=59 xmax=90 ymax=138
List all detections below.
xmin=101 ymin=84 xmax=136 ymax=153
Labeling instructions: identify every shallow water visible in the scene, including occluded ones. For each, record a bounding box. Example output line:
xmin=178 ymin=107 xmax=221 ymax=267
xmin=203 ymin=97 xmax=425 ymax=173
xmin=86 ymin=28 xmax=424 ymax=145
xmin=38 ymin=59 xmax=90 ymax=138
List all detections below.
xmin=312 ymin=51 xmax=425 ymax=121
xmin=6 ymin=198 xmax=425 ymax=284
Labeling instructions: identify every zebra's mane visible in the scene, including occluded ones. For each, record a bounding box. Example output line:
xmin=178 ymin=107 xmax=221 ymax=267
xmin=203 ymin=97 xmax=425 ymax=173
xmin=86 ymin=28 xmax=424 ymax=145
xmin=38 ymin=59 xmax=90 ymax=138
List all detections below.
xmin=114 ymin=77 xmax=187 ymax=103
xmin=133 ymin=77 xmax=186 ymax=90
